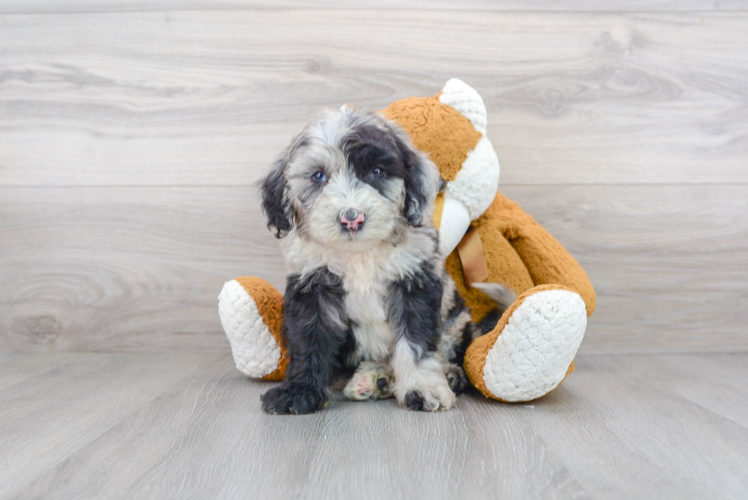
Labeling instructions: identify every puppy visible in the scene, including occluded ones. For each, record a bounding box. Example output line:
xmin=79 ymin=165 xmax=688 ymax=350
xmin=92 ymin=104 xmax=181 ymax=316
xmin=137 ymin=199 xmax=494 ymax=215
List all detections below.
xmin=259 ymin=107 xmax=510 ymax=414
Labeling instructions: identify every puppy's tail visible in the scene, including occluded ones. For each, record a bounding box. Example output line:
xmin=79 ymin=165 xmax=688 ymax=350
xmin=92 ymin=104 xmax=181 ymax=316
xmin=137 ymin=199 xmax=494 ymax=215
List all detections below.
xmin=471 ymin=283 xmax=516 ymax=335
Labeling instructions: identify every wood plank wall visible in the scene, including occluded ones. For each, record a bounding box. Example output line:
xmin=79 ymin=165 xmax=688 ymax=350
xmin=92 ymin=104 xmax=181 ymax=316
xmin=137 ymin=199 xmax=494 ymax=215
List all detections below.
xmin=1 ymin=3 xmax=747 ymax=353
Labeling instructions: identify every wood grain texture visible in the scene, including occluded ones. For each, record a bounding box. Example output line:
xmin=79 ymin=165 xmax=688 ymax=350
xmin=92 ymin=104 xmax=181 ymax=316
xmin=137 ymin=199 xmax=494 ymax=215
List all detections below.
xmin=2 ymin=184 xmax=746 ymax=354
xmin=0 ymin=353 xmax=228 ymax=499
xmin=1 ymin=11 xmax=747 ymax=186
xmin=2 ymin=1 xmax=747 ymax=14
xmin=1 ymin=352 xmax=747 ymax=499
xmin=2 ymin=7 xmax=747 ymax=355
xmin=0 ymin=186 xmax=285 ymax=352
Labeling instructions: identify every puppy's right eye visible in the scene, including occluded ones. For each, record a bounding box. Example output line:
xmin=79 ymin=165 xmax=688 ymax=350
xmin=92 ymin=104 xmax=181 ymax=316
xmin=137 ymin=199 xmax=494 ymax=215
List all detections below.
xmin=311 ymin=171 xmax=327 ymax=183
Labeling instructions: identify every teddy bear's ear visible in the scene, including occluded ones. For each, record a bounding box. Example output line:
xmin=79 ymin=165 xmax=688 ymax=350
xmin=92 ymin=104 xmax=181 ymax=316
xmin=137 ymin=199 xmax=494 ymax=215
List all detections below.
xmin=438 ymin=79 xmax=487 ymax=135
xmin=437 ymin=79 xmax=501 ymax=221
xmin=260 ymin=146 xmax=295 ymax=238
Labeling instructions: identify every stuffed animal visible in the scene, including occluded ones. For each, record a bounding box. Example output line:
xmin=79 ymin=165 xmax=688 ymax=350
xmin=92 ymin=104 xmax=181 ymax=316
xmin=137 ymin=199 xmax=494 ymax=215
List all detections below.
xmin=218 ymin=79 xmax=596 ymax=403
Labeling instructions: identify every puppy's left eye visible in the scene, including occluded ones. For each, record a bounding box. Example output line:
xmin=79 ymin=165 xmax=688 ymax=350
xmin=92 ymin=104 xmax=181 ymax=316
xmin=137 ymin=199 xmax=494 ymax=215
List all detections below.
xmin=371 ymin=167 xmax=386 ymax=179
xmin=311 ymin=171 xmax=327 ymax=183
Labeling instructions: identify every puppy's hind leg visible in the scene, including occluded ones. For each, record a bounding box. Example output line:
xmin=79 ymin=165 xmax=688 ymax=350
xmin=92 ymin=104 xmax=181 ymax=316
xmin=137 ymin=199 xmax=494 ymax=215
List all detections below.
xmin=444 ymin=363 xmax=470 ymax=395
xmin=343 ymin=361 xmax=393 ymax=401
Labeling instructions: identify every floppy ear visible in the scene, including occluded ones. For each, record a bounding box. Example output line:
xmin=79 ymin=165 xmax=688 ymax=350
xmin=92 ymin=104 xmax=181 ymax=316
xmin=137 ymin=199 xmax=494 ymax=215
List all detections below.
xmin=261 ymin=150 xmax=294 ymax=238
xmin=390 ymin=128 xmax=440 ymax=227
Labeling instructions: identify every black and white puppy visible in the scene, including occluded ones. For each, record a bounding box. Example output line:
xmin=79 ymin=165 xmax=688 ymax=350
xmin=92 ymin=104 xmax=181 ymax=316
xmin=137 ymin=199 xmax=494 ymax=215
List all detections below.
xmin=259 ymin=107 xmax=500 ymax=414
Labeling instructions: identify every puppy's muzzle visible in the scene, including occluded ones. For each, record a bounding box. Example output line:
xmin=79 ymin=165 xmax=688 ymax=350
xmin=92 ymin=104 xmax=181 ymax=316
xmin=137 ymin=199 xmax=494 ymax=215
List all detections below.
xmin=339 ymin=208 xmax=366 ymax=233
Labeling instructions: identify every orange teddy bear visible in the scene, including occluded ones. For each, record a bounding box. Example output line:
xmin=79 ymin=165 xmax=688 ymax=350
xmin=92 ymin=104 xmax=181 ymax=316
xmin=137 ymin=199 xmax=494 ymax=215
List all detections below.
xmin=219 ymin=79 xmax=595 ymax=404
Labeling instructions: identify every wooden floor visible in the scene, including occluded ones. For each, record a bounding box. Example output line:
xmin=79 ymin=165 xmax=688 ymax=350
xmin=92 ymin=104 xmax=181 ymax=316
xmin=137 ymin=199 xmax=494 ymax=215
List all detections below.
xmin=2 ymin=352 xmax=747 ymax=500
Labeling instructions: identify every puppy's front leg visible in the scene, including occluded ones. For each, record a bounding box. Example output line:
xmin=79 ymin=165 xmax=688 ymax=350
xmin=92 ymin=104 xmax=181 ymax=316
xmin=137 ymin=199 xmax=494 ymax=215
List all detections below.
xmin=387 ymin=264 xmax=456 ymax=411
xmin=261 ymin=269 xmax=348 ymax=415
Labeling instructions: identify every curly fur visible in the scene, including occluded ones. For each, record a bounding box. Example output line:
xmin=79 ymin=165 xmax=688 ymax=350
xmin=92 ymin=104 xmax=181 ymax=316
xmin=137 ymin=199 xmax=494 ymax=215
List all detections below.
xmin=258 ymin=107 xmax=507 ymax=414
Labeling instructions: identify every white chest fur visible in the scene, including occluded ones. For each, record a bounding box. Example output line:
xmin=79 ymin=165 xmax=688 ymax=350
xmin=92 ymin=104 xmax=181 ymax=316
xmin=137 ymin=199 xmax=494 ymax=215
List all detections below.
xmin=343 ymin=262 xmax=392 ymax=363
xmin=281 ymin=228 xmax=439 ymax=364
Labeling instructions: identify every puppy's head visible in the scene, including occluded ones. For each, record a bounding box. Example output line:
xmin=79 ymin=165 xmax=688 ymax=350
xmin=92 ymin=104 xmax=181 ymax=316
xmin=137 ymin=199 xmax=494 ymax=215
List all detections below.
xmin=261 ymin=107 xmax=440 ymax=251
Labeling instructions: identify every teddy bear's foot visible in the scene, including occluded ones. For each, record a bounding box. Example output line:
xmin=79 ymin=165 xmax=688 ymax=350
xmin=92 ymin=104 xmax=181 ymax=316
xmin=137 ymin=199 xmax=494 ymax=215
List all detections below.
xmin=465 ymin=285 xmax=587 ymax=402
xmin=343 ymin=362 xmax=394 ymax=401
xmin=218 ymin=277 xmax=287 ymax=380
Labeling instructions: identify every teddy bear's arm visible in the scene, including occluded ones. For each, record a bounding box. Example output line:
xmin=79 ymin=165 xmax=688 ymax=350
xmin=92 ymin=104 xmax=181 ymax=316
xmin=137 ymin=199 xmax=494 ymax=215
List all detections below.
xmin=436 ymin=195 xmax=472 ymax=257
xmin=487 ymin=193 xmax=596 ymax=316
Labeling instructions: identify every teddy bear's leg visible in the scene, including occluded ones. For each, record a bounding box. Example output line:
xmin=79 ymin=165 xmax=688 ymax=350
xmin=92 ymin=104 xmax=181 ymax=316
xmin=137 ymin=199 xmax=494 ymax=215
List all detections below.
xmin=488 ymin=193 xmax=597 ymax=316
xmin=464 ymin=284 xmax=587 ymax=402
xmin=461 ymin=193 xmax=596 ymax=402
xmin=217 ymin=277 xmax=288 ymax=381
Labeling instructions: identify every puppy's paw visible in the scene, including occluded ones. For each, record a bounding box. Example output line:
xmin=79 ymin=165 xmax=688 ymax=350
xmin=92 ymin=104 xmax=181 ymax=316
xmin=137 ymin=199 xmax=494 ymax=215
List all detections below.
xmin=261 ymin=383 xmax=328 ymax=415
xmin=343 ymin=362 xmax=393 ymax=401
xmin=398 ymin=377 xmax=456 ymax=412
xmin=445 ymin=364 xmax=470 ymax=395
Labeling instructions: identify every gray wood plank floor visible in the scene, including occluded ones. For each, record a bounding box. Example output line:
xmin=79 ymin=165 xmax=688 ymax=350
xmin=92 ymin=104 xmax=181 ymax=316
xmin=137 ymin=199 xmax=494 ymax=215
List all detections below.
xmin=1 ymin=352 xmax=747 ymax=500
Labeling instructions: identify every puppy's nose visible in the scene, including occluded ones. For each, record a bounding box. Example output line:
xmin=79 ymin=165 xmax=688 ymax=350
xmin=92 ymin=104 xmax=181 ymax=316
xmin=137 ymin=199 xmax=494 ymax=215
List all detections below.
xmin=339 ymin=208 xmax=366 ymax=233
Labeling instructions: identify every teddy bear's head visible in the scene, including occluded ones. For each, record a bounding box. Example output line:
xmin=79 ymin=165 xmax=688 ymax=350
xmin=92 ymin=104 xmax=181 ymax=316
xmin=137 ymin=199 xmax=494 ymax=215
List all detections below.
xmin=382 ymin=79 xmax=500 ymax=256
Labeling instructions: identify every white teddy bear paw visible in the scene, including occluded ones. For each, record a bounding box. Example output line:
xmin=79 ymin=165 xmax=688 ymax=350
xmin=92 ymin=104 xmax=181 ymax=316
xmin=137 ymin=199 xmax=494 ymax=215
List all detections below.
xmin=482 ymin=289 xmax=587 ymax=402
xmin=218 ymin=279 xmax=281 ymax=378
